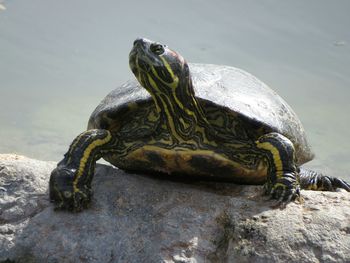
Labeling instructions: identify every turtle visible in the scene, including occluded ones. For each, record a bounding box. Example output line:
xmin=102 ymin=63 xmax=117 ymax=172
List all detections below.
xmin=49 ymin=38 xmax=350 ymax=211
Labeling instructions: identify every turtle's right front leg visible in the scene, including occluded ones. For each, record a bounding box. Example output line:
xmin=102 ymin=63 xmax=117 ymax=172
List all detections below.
xmin=49 ymin=129 xmax=116 ymax=212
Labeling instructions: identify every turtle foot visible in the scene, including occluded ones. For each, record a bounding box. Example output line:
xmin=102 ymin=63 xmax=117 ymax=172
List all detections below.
xmin=264 ymin=172 xmax=300 ymax=206
xmin=49 ymin=166 xmax=92 ymax=212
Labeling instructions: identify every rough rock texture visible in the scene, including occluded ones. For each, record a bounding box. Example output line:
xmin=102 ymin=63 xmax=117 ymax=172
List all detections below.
xmin=0 ymin=154 xmax=349 ymax=263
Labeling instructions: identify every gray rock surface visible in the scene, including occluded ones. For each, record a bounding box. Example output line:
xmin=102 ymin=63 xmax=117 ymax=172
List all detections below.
xmin=0 ymin=154 xmax=349 ymax=263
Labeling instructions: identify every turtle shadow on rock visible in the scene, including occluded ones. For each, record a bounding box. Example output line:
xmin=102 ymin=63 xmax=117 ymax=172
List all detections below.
xmin=127 ymin=167 xmax=268 ymax=199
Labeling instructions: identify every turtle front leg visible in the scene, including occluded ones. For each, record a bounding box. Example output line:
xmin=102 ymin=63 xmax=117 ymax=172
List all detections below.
xmin=49 ymin=129 xmax=116 ymax=212
xmin=256 ymin=132 xmax=300 ymax=203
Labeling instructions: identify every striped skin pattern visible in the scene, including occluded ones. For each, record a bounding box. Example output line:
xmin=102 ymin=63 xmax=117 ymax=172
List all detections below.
xmin=49 ymin=38 xmax=350 ymax=211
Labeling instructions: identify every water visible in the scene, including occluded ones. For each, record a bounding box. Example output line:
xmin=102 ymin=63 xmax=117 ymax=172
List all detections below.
xmin=0 ymin=0 xmax=349 ymax=180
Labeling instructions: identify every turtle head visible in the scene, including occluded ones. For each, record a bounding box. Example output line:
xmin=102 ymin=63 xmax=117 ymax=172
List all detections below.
xmin=129 ymin=38 xmax=210 ymax=140
xmin=129 ymin=38 xmax=191 ymax=96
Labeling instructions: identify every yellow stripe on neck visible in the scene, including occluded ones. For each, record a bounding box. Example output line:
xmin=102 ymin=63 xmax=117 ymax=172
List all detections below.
xmin=147 ymin=75 xmax=184 ymax=143
xmin=157 ymin=57 xmax=198 ymax=119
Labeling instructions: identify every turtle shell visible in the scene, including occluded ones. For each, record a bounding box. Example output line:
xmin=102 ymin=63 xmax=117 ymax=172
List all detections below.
xmin=88 ymin=63 xmax=314 ymax=166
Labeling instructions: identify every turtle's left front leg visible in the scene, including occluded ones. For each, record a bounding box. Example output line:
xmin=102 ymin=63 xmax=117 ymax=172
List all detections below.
xmin=256 ymin=132 xmax=300 ymax=203
xmin=50 ymin=129 xmax=117 ymax=212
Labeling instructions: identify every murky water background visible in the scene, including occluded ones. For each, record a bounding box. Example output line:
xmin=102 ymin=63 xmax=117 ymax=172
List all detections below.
xmin=0 ymin=0 xmax=349 ymax=180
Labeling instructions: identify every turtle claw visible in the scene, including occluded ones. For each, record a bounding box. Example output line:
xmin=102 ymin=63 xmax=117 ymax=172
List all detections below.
xmin=270 ymin=183 xmax=300 ymax=202
xmin=264 ymin=175 xmax=300 ymax=208
xmin=53 ymin=190 xmax=91 ymax=212
xmin=72 ymin=189 xmax=92 ymax=212
xmin=268 ymin=186 xmax=300 ymax=209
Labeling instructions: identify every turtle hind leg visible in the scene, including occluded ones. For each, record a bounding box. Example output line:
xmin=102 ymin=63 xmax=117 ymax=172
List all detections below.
xmin=299 ymin=168 xmax=350 ymax=192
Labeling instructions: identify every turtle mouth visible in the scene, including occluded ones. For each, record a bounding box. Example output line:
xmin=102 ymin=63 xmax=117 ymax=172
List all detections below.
xmin=129 ymin=39 xmax=147 ymax=76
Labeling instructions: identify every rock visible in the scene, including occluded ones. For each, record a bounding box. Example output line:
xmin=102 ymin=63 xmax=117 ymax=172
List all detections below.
xmin=0 ymin=154 xmax=349 ymax=263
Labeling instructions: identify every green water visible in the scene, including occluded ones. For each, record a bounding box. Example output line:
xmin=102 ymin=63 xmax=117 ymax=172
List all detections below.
xmin=0 ymin=0 xmax=349 ymax=180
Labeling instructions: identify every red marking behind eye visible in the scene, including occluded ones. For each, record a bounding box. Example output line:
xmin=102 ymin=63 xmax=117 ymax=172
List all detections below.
xmin=168 ymin=50 xmax=185 ymax=65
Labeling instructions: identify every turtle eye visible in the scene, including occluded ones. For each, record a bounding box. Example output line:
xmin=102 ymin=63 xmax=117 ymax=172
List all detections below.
xmin=150 ymin=43 xmax=165 ymax=55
